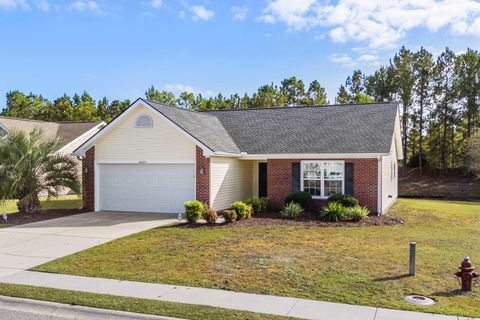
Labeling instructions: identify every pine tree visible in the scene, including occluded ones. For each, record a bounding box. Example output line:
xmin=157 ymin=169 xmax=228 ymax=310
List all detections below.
xmin=413 ymin=47 xmax=434 ymax=175
xmin=392 ymin=46 xmax=415 ymax=176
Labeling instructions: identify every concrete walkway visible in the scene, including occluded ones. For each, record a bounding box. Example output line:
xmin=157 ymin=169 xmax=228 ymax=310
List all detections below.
xmin=0 ymin=211 xmax=177 ymax=278
xmin=0 ymin=270 xmax=475 ymax=320
xmin=0 ymin=295 xmax=178 ymax=320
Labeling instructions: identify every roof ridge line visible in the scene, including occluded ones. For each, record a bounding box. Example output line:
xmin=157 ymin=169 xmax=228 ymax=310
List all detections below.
xmin=142 ymin=99 xmax=218 ymax=118
xmin=199 ymin=101 xmax=397 ymax=112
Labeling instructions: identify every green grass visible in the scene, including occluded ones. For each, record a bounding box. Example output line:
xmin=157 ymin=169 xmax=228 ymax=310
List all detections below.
xmin=34 ymin=199 xmax=480 ymax=318
xmin=2 ymin=195 xmax=82 ymax=214
xmin=0 ymin=283 xmax=295 ymax=320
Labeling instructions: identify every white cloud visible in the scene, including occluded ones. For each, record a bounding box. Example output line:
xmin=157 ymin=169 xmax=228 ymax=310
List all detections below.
xmin=142 ymin=11 xmax=155 ymax=18
xmin=329 ymin=53 xmax=356 ymax=67
xmin=165 ymin=83 xmax=196 ymax=93
xmin=149 ymin=0 xmax=162 ymax=9
xmin=0 ymin=0 xmax=29 ymax=10
xmin=259 ymin=0 xmax=480 ymax=48
xmin=231 ymin=6 xmax=247 ymax=21
xmin=259 ymin=0 xmax=316 ymax=30
xmin=190 ymin=5 xmax=214 ymax=21
xmin=69 ymin=0 xmax=99 ymax=12
xmin=357 ymin=53 xmax=381 ymax=65
xmin=330 ymin=52 xmax=381 ymax=67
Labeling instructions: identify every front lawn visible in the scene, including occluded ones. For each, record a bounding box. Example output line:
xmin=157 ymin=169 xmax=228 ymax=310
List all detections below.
xmin=34 ymin=199 xmax=480 ymax=318
xmin=2 ymin=195 xmax=82 ymax=214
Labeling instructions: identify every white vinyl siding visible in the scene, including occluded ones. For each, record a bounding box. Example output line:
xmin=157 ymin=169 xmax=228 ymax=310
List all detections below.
xmin=95 ymin=104 xmax=196 ymax=162
xmin=210 ymin=157 xmax=253 ymax=210
xmin=381 ymin=136 xmax=398 ymax=213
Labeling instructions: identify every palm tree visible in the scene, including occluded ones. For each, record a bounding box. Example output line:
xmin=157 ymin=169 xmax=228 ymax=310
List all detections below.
xmin=0 ymin=128 xmax=80 ymax=214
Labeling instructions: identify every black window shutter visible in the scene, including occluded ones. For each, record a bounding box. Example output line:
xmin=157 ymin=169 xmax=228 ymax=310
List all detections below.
xmin=292 ymin=162 xmax=300 ymax=192
xmin=345 ymin=163 xmax=354 ymax=195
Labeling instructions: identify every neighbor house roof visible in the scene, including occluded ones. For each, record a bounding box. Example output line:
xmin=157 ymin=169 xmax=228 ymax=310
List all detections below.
xmin=0 ymin=116 xmax=104 ymax=148
xmin=143 ymin=100 xmax=399 ymax=155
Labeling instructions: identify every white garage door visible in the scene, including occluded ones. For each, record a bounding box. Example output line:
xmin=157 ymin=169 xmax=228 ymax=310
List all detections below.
xmin=99 ymin=164 xmax=195 ymax=213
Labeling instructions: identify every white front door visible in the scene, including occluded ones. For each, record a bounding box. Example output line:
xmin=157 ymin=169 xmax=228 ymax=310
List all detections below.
xmin=98 ymin=163 xmax=195 ymax=213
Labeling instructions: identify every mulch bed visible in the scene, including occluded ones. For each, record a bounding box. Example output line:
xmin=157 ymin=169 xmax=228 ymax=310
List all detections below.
xmin=0 ymin=208 xmax=88 ymax=227
xmin=177 ymin=211 xmax=404 ymax=229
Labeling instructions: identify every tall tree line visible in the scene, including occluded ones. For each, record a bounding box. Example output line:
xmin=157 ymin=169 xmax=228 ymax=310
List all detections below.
xmin=335 ymin=47 xmax=480 ymax=175
xmin=1 ymin=48 xmax=479 ymax=173
xmin=1 ymin=76 xmax=328 ymax=122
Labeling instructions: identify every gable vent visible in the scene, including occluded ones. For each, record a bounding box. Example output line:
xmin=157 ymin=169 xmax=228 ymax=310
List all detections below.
xmin=136 ymin=115 xmax=153 ymax=128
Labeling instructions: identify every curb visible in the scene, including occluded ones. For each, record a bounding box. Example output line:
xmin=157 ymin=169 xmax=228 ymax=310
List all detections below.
xmin=0 ymin=295 xmax=181 ymax=320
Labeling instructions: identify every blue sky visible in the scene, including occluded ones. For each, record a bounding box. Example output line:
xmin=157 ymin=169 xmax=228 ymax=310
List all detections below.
xmin=1 ymin=0 xmax=480 ymax=106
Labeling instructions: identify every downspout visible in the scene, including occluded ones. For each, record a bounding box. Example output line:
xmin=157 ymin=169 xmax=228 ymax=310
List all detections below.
xmin=377 ymin=156 xmax=383 ymax=215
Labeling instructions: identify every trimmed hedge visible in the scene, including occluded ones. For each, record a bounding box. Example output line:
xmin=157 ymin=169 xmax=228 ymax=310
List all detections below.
xmin=231 ymin=201 xmax=251 ymax=220
xmin=246 ymin=198 xmax=261 ymax=214
xmin=327 ymin=193 xmax=359 ymax=208
xmin=204 ymin=208 xmax=218 ymax=224
xmin=284 ymin=191 xmax=312 ymax=209
xmin=184 ymin=201 xmax=206 ymax=223
xmin=223 ymin=209 xmax=237 ymax=223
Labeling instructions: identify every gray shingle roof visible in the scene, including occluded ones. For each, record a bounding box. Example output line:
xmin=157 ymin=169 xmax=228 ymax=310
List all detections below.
xmin=144 ymin=100 xmax=241 ymax=154
xmin=143 ymin=99 xmax=398 ymax=155
xmin=0 ymin=116 xmax=102 ymax=148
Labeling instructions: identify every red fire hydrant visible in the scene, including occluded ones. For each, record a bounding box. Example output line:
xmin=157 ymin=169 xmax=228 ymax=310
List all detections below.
xmin=455 ymin=256 xmax=479 ymax=292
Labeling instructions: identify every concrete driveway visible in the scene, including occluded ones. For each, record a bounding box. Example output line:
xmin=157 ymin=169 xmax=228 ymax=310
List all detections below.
xmin=0 ymin=212 xmax=177 ymax=278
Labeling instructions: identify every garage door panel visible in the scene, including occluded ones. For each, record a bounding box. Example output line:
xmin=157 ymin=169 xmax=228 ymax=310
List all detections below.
xmin=99 ymin=164 xmax=194 ymax=213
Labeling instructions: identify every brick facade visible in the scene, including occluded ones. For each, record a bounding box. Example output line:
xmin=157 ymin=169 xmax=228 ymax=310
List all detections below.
xmin=82 ymin=146 xmax=95 ymax=211
xmin=267 ymin=158 xmax=378 ymax=213
xmin=196 ymin=146 xmax=210 ymax=206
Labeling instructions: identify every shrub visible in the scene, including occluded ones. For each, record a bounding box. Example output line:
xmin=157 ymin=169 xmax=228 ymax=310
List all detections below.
xmin=319 ymin=201 xmax=346 ymax=222
xmin=246 ymin=198 xmax=262 ymax=214
xmin=259 ymin=197 xmax=270 ymax=212
xmin=327 ymin=193 xmax=359 ymax=208
xmin=231 ymin=201 xmax=250 ymax=220
xmin=247 ymin=206 xmax=253 ymax=219
xmin=280 ymin=202 xmax=304 ymax=219
xmin=284 ymin=191 xmax=312 ymax=209
xmin=345 ymin=205 xmax=370 ymax=221
xmin=184 ymin=200 xmax=206 ymax=223
xmin=223 ymin=209 xmax=237 ymax=223
xmin=204 ymin=208 xmax=218 ymax=224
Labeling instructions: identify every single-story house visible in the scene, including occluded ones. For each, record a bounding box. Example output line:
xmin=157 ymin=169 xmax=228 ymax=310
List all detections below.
xmin=74 ymin=98 xmax=402 ymax=214
xmin=0 ymin=116 xmax=106 ymax=193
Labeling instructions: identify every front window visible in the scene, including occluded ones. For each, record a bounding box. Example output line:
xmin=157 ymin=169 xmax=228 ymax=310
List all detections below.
xmin=301 ymin=161 xmax=344 ymax=198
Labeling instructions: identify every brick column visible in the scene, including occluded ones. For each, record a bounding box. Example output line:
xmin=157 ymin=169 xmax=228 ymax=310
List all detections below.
xmin=196 ymin=146 xmax=210 ymax=206
xmin=82 ymin=146 xmax=95 ymax=211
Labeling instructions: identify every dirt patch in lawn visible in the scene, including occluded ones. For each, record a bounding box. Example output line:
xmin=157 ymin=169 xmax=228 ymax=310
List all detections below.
xmin=178 ymin=211 xmax=404 ymax=229
xmin=0 ymin=208 xmax=88 ymax=227
xmin=399 ymin=168 xmax=480 ymax=200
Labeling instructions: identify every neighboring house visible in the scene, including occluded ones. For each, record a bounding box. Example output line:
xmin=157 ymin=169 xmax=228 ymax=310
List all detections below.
xmin=75 ymin=98 xmax=403 ymax=214
xmin=0 ymin=116 xmax=106 ymax=194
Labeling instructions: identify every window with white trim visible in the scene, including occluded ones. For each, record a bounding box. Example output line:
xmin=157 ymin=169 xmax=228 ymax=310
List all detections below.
xmin=301 ymin=161 xmax=344 ymax=198
xmin=135 ymin=115 xmax=153 ymax=128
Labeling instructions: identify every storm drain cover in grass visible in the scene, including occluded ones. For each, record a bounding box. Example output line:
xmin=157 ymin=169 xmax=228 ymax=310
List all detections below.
xmin=404 ymin=295 xmax=435 ymax=306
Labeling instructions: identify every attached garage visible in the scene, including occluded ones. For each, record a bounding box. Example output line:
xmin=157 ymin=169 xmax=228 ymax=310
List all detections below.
xmin=98 ymin=164 xmax=195 ymax=213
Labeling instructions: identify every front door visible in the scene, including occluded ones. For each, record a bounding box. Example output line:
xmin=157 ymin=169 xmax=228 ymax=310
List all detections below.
xmin=258 ymin=163 xmax=268 ymax=198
